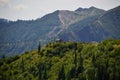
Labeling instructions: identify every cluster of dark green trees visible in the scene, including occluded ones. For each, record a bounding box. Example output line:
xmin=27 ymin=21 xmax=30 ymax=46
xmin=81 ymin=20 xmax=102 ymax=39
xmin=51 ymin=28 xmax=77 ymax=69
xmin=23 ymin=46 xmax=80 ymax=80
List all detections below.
xmin=0 ymin=39 xmax=120 ymax=80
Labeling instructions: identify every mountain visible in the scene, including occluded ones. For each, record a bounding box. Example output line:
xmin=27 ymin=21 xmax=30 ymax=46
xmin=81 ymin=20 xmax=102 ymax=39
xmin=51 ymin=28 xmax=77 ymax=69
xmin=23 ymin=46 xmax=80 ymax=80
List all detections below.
xmin=58 ymin=7 xmax=107 ymax=42
xmin=50 ymin=7 xmax=106 ymax=40
xmin=58 ymin=6 xmax=120 ymax=42
xmin=0 ymin=11 xmax=63 ymax=57
xmin=0 ymin=6 xmax=120 ymax=57
xmin=0 ymin=39 xmax=120 ymax=80
xmin=98 ymin=6 xmax=120 ymax=38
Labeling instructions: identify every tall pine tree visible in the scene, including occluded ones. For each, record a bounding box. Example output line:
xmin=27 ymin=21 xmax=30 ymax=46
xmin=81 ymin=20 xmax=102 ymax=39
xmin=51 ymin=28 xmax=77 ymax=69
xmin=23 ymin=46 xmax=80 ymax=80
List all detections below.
xmin=73 ymin=43 xmax=77 ymax=67
xmin=57 ymin=65 xmax=65 ymax=80
xmin=38 ymin=41 xmax=41 ymax=53
xmin=21 ymin=57 xmax=25 ymax=72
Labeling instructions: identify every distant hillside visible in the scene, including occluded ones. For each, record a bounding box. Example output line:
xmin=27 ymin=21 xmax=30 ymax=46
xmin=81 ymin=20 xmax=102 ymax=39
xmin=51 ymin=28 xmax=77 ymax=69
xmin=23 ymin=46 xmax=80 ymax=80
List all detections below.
xmin=0 ymin=39 xmax=120 ymax=80
xmin=98 ymin=6 xmax=120 ymax=38
xmin=0 ymin=11 xmax=63 ymax=57
xmin=0 ymin=6 xmax=120 ymax=57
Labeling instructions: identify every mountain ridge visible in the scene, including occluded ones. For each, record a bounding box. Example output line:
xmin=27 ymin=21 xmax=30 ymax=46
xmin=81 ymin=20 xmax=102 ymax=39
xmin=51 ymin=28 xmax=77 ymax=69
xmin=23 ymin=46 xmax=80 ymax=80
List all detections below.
xmin=0 ymin=6 xmax=120 ymax=57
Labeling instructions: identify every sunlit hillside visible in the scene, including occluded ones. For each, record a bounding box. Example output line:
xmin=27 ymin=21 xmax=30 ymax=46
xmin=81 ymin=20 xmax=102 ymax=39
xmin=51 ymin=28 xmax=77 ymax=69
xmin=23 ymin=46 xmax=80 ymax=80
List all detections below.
xmin=0 ymin=39 xmax=120 ymax=80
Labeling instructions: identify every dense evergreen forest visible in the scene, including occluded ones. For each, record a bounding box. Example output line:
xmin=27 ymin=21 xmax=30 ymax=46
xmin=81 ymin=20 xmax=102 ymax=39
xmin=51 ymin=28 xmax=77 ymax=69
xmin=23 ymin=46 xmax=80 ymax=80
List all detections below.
xmin=0 ymin=39 xmax=120 ymax=80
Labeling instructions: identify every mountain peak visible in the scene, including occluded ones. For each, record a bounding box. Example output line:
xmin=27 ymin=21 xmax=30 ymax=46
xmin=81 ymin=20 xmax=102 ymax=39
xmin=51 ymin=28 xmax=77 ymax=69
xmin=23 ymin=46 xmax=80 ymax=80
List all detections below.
xmin=89 ymin=6 xmax=97 ymax=9
xmin=75 ymin=6 xmax=105 ymax=13
xmin=89 ymin=6 xmax=105 ymax=11
xmin=75 ymin=7 xmax=88 ymax=12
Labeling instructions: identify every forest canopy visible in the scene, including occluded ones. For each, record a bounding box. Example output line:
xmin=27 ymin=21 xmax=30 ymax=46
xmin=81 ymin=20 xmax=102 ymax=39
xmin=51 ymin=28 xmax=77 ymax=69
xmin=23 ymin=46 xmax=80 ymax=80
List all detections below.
xmin=0 ymin=39 xmax=120 ymax=80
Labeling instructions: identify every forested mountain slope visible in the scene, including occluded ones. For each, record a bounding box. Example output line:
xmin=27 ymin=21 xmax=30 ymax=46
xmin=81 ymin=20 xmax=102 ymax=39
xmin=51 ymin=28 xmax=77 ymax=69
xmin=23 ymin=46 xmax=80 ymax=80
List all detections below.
xmin=0 ymin=39 xmax=120 ymax=80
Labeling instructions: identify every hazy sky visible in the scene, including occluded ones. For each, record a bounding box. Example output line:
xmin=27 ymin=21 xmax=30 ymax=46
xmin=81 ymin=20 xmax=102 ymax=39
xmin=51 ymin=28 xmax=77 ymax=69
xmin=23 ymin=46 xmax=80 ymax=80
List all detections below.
xmin=0 ymin=0 xmax=120 ymax=20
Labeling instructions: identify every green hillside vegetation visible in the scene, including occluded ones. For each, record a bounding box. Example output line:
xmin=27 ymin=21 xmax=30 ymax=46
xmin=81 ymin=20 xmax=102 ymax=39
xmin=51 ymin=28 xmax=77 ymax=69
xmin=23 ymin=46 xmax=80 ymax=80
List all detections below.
xmin=0 ymin=39 xmax=120 ymax=80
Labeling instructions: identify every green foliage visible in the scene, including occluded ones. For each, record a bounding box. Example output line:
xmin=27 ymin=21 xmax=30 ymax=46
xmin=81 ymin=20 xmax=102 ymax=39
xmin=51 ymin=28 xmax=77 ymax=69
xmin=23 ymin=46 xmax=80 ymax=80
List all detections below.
xmin=57 ymin=65 xmax=65 ymax=80
xmin=0 ymin=39 xmax=120 ymax=80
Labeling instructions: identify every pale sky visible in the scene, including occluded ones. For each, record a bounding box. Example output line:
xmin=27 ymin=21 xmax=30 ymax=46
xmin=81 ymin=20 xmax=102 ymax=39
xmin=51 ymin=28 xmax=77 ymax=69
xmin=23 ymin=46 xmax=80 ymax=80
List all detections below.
xmin=0 ymin=0 xmax=120 ymax=20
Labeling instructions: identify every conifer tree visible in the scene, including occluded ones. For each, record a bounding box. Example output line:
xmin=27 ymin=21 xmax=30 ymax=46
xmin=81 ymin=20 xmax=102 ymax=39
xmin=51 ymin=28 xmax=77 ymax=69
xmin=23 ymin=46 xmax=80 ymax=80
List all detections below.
xmin=38 ymin=63 xmax=44 ymax=80
xmin=38 ymin=62 xmax=48 ymax=80
xmin=74 ymin=43 xmax=77 ymax=67
xmin=113 ymin=62 xmax=116 ymax=80
xmin=2 ymin=54 xmax=6 ymax=59
xmin=57 ymin=65 xmax=65 ymax=80
xmin=104 ymin=59 xmax=109 ymax=80
xmin=43 ymin=65 xmax=47 ymax=80
xmin=92 ymin=53 xmax=95 ymax=63
xmin=21 ymin=57 xmax=24 ymax=72
xmin=38 ymin=41 xmax=41 ymax=53
xmin=67 ymin=66 xmax=76 ymax=79
xmin=77 ymin=53 xmax=84 ymax=75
